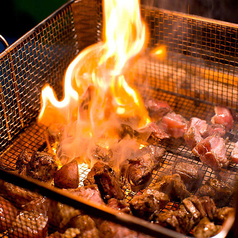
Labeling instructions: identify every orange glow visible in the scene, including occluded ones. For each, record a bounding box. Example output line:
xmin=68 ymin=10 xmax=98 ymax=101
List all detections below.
xmin=38 ymin=0 xmax=150 ymax=158
xmin=151 ymin=45 xmax=167 ymax=61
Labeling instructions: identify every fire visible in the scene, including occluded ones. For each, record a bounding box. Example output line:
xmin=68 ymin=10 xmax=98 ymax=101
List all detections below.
xmin=38 ymin=0 xmax=150 ymax=161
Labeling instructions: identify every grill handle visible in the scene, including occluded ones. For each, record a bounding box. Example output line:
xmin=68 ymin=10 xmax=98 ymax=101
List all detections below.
xmin=0 ymin=35 xmax=9 ymax=52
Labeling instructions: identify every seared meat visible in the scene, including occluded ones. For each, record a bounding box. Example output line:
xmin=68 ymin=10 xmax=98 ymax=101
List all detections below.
xmin=198 ymin=196 xmax=217 ymax=220
xmin=68 ymin=215 xmax=100 ymax=238
xmin=161 ymin=112 xmax=188 ymax=138
xmin=16 ymin=150 xmax=32 ymax=173
xmin=184 ymin=117 xmax=208 ymax=149
xmin=149 ymin=122 xmax=170 ymax=140
xmin=90 ymin=144 xmax=113 ymax=163
xmin=231 ymin=142 xmax=238 ymax=163
xmin=26 ymin=151 xmax=58 ymax=182
xmin=214 ymin=207 xmax=234 ymax=223
xmin=130 ymin=189 xmax=169 ymax=220
xmin=202 ymin=124 xmax=226 ymax=138
xmin=144 ymin=98 xmax=171 ymax=121
xmin=153 ymin=174 xmax=190 ymax=201
xmin=193 ymin=217 xmax=219 ymax=238
xmin=192 ymin=135 xmax=228 ymax=170
xmin=120 ymin=146 xmax=165 ymax=192
xmin=107 ymin=198 xmax=131 ymax=214
xmin=211 ymin=106 xmax=233 ymax=131
xmin=172 ymin=162 xmax=204 ymax=192
xmin=182 ymin=197 xmax=201 ymax=223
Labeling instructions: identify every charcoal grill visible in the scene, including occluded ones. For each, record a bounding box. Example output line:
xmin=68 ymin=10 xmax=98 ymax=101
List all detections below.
xmin=0 ymin=0 xmax=238 ymax=237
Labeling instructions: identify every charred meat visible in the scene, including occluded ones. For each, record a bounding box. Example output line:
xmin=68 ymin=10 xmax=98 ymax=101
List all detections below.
xmin=184 ymin=117 xmax=208 ymax=149
xmin=202 ymin=124 xmax=226 ymax=138
xmin=172 ymin=162 xmax=204 ymax=192
xmin=211 ymin=106 xmax=233 ymax=131
xmin=16 ymin=150 xmax=32 ymax=174
xmin=26 ymin=151 xmax=58 ymax=182
xmin=192 ymin=135 xmax=228 ymax=170
xmin=107 ymin=198 xmax=131 ymax=214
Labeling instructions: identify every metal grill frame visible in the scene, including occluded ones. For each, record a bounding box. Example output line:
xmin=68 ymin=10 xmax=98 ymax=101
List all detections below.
xmin=0 ymin=0 xmax=238 ymax=237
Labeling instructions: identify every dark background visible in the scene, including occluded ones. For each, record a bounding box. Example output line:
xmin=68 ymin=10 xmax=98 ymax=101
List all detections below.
xmin=1 ymin=0 xmax=238 ymax=52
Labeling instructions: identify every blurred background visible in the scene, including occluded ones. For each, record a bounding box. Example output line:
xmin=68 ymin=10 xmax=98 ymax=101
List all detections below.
xmin=1 ymin=0 xmax=238 ymax=52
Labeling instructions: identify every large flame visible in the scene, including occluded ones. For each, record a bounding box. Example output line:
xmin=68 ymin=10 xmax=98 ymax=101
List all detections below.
xmin=38 ymin=0 xmax=150 ymax=161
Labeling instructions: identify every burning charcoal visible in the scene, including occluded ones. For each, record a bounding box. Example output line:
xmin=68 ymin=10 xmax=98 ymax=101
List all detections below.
xmin=120 ymin=146 xmax=165 ymax=192
xmin=107 ymin=198 xmax=131 ymax=214
xmin=184 ymin=117 xmax=208 ymax=149
xmin=54 ymin=159 xmax=79 ymax=189
xmin=202 ymin=124 xmax=226 ymax=138
xmin=144 ymin=98 xmax=171 ymax=121
xmin=130 ymin=189 xmax=169 ymax=220
xmin=172 ymin=162 xmax=204 ymax=192
xmin=211 ymin=106 xmax=234 ymax=131
xmin=26 ymin=151 xmax=58 ymax=182
xmin=231 ymin=141 xmax=238 ymax=163
xmin=153 ymin=174 xmax=190 ymax=201
xmin=192 ymin=135 xmax=228 ymax=170
xmin=68 ymin=215 xmax=100 ymax=238
xmin=0 ymin=196 xmax=18 ymax=233
xmin=0 ymin=179 xmax=41 ymax=208
xmin=214 ymin=207 xmax=234 ymax=223
xmin=8 ymin=211 xmax=48 ymax=238
xmin=16 ymin=150 xmax=32 ymax=174
xmin=192 ymin=217 xmax=219 ymax=238
xmin=161 ymin=112 xmax=188 ymax=138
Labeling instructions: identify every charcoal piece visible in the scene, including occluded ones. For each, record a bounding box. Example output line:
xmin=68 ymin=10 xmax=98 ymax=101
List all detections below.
xmin=26 ymin=151 xmax=58 ymax=182
xmin=130 ymin=189 xmax=169 ymax=220
xmin=68 ymin=215 xmax=100 ymax=238
xmin=153 ymin=174 xmax=190 ymax=201
xmin=172 ymin=162 xmax=204 ymax=192
xmin=16 ymin=150 xmax=32 ymax=173
xmin=192 ymin=217 xmax=219 ymax=238
xmin=107 ymin=198 xmax=131 ymax=214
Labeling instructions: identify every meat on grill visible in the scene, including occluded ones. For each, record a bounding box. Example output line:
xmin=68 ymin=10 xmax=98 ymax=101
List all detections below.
xmin=144 ymin=98 xmax=171 ymax=121
xmin=192 ymin=217 xmax=219 ymax=238
xmin=192 ymin=135 xmax=228 ymax=170
xmin=153 ymin=174 xmax=190 ymax=201
xmin=172 ymin=162 xmax=204 ymax=192
xmin=202 ymin=124 xmax=226 ymax=138
xmin=184 ymin=117 xmax=208 ymax=149
xmin=148 ymin=122 xmax=170 ymax=140
xmin=211 ymin=106 xmax=233 ymax=131
xmin=214 ymin=206 xmax=234 ymax=223
xmin=120 ymin=145 xmax=165 ymax=192
xmin=129 ymin=189 xmax=169 ymax=220
xmin=16 ymin=150 xmax=32 ymax=174
xmin=26 ymin=151 xmax=58 ymax=182
xmin=161 ymin=112 xmax=188 ymax=138
xmin=231 ymin=142 xmax=238 ymax=163
xmin=107 ymin=198 xmax=131 ymax=214
xmin=197 ymin=196 xmax=217 ymax=221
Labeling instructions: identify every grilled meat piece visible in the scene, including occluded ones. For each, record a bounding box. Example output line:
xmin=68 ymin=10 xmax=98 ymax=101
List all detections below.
xmin=0 ymin=196 xmax=18 ymax=233
xmin=16 ymin=150 xmax=32 ymax=173
xmin=198 ymin=196 xmax=217 ymax=220
xmin=193 ymin=217 xmax=219 ymax=238
xmin=184 ymin=117 xmax=208 ymax=149
xmin=214 ymin=207 xmax=234 ymax=223
xmin=161 ymin=112 xmax=188 ymax=138
xmin=192 ymin=135 xmax=228 ymax=170
xmin=182 ymin=197 xmax=201 ymax=224
xmin=26 ymin=151 xmax=58 ymax=182
xmin=153 ymin=174 xmax=190 ymax=201
xmin=48 ymin=228 xmax=80 ymax=238
xmin=149 ymin=121 xmax=170 ymax=140
xmin=231 ymin=142 xmax=238 ymax=163
xmin=130 ymin=189 xmax=169 ymax=220
xmin=144 ymin=98 xmax=171 ymax=121
xmin=120 ymin=145 xmax=165 ymax=192
xmin=68 ymin=215 xmax=100 ymax=238
xmin=107 ymin=198 xmax=131 ymax=214
xmin=172 ymin=162 xmax=204 ymax=192
xmin=202 ymin=124 xmax=226 ymax=138
xmin=211 ymin=106 xmax=233 ymax=131
xmin=90 ymin=145 xmax=113 ymax=163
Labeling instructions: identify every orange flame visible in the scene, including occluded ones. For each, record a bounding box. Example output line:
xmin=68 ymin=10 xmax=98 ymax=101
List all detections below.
xmin=38 ymin=0 xmax=150 ymax=154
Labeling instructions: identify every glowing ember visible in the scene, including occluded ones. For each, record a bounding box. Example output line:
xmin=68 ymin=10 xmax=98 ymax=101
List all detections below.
xmin=38 ymin=0 xmax=151 ymax=163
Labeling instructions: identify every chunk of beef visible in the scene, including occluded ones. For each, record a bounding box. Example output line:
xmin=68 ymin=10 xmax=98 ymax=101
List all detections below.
xmin=184 ymin=117 xmax=208 ymax=149
xmin=16 ymin=150 xmax=32 ymax=174
xmin=130 ymin=189 xmax=169 ymax=220
xmin=193 ymin=217 xmax=219 ymax=238
xmin=231 ymin=142 xmax=238 ymax=163
xmin=202 ymin=124 xmax=226 ymax=138
xmin=26 ymin=151 xmax=58 ymax=182
xmin=161 ymin=112 xmax=188 ymax=138
xmin=192 ymin=135 xmax=228 ymax=170
xmin=148 ymin=122 xmax=170 ymax=140
xmin=153 ymin=174 xmax=190 ymax=201
xmin=214 ymin=207 xmax=234 ymax=223
xmin=107 ymin=198 xmax=131 ymax=214
xmin=211 ymin=106 xmax=233 ymax=131
xmin=144 ymin=98 xmax=171 ymax=121
xmin=120 ymin=146 xmax=165 ymax=192
xmin=172 ymin=162 xmax=204 ymax=192
xmin=198 ymin=196 xmax=217 ymax=220
xmin=90 ymin=144 xmax=113 ymax=163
